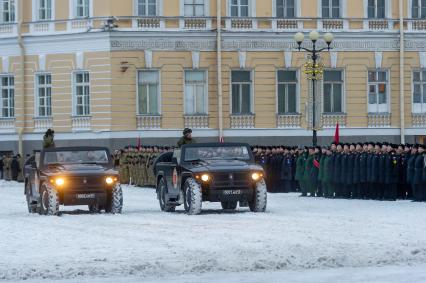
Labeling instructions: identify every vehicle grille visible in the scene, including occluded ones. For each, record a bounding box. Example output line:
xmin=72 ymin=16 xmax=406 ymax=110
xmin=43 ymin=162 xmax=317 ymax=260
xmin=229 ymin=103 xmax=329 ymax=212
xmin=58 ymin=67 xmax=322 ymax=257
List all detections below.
xmin=65 ymin=176 xmax=105 ymax=191
xmin=211 ymin=172 xmax=251 ymax=189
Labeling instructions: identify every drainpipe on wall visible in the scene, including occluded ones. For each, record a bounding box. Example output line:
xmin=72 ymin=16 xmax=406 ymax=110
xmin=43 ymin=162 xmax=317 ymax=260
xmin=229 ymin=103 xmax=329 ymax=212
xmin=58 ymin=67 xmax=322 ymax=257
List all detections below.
xmin=17 ymin=0 xmax=26 ymax=155
xmin=399 ymin=0 xmax=405 ymax=144
xmin=217 ymin=0 xmax=223 ymax=141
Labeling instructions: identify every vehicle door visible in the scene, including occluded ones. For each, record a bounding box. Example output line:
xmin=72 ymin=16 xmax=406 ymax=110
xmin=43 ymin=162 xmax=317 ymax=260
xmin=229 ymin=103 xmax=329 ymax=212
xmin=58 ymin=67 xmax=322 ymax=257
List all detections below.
xmin=31 ymin=152 xmax=41 ymax=198
xmin=165 ymin=150 xmax=181 ymax=193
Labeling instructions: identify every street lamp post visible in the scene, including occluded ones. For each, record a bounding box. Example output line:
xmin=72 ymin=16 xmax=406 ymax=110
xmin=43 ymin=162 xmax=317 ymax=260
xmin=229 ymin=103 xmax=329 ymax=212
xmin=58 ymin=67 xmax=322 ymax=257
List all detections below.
xmin=294 ymin=31 xmax=334 ymax=147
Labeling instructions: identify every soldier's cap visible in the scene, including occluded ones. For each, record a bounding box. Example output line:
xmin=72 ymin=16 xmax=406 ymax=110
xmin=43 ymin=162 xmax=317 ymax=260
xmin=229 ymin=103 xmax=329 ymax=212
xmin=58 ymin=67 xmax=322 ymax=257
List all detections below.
xmin=356 ymin=142 xmax=363 ymax=146
xmin=183 ymin=128 xmax=192 ymax=135
xmin=376 ymin=142 xmax=382 ymax=147
xmin=331 ymin=141 xmax=338 ymax=146
xmin=418 ymin=144 xmax=425 ymax=149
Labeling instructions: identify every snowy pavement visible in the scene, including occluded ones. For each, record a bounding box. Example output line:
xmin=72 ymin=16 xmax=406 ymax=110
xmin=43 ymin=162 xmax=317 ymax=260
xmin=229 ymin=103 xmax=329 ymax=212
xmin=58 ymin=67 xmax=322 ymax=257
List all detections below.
xmin=0 ymin=180 xmax=425 ymax=282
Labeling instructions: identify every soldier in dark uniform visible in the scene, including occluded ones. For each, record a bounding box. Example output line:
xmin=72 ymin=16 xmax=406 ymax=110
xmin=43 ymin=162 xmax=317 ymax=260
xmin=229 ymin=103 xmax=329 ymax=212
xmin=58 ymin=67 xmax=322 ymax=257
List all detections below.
xmin=398 ymin=144 xmax=411 ymax=199
xmin=322 ymin=147 xmax=333 ymax=198
xmin=317 ymin=146 xmax=327 ymax=197
xmin=358 ymin=143 xmax=369 ymax=199
xmin=384 ymin=144 xmax=399 ymax=201
xmin=413 ymin=144 xmax=425 ymax=201
xmin=295 ymin=147 xmax=306 ymax=195
xmin=281 ymin=147 xmax=293 ymax=193
xmin=376 ymin=143 xmax=388 ymax=200
xmin=333 ymin=143 xmax=344 ymax=198
xmin=177 ymin=128 xmax=195 ymax=148
xmin=368 ymin=143 xmax=380 ymax=200
xmin=352 ymin=143 xmax=361 ymax=199
xmin=406 ymin=145 xmax=418 ymax=200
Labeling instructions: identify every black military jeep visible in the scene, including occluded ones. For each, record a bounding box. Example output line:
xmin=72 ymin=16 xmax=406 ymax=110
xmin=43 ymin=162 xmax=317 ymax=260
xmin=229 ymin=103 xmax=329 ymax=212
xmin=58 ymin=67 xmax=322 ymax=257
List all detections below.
xmin=24 ymin=146 xmax=123 ymax=215
xmin=154 ymin=143 xmax=267 ymax=215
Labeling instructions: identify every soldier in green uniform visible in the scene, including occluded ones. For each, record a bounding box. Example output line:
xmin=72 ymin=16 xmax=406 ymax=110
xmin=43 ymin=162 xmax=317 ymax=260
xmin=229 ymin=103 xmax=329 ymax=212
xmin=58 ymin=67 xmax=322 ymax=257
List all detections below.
xmin=295 ymin=147 xmax=307 ymax=196
xmin=177 ymin=128 xmax=195 ymax=147
xmin=323 ymin=147 xmax=334 ymax=198
xmin=303 ymin=147 xmax=314 ymax=197
xmin=119 ymin=149 xmax=130 ymax=184
xmin=42 ymin=129 xmax=55 ymax=149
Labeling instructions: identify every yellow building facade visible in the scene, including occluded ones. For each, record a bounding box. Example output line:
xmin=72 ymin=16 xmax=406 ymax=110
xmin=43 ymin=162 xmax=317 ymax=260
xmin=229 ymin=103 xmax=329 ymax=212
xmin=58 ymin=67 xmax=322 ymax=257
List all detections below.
xmin=1 ymin=0 xmax=426 ymax=152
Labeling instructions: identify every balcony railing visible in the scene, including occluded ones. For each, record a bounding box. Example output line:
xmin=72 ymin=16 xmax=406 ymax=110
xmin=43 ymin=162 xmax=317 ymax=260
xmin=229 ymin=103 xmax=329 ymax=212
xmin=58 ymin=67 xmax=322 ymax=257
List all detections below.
xmin=277 ymin=114 xmax=301 ymax=128
xmin=412 ymin=113 xmax=426 ymax=128
xmin=409 ymin=19 xmax=426 ymax=31
xmin=0 ymin=23 xmax=17 ymax=36
xmin=364 ymin=19 xmax=391 ymax=30
xmin=368 ymin=112 xmax=391 ymax=128
xmin=320 ymin=19 xmax=346 ymax=30
xmin=72 ymin=116 xmax=91 ymax=131
xmin=226 ymin=18 xmax=256 ymax=29
xmin=30 ymin=22 xmax=54 ymax=33
xmin=180 ymin=18 xmax=212 ymax=30
xmin=230 ymin=114 xmax=255 ymax=129
xmin=321 ymin=113 xmax=347 ymax=128
xmin=68 ymin=19 xmax=92 ymax=31
xmin=0 ymin=118 xmax=15 ymax=133
xmin=34 ymin=117 xmax=53 ymax=132
xmin=137 ymin=115 xmax=161 ymax=129
xmin=132 ymin=17 xmax=163 ymax=29
xmin=184 ymin=115 xmax=209 ymax=129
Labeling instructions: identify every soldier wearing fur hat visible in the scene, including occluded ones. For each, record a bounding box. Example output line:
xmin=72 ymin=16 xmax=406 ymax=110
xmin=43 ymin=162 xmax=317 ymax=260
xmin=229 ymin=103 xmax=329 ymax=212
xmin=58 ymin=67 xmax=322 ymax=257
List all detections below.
xmin=177 ymin=128 xmax=195 ymax=148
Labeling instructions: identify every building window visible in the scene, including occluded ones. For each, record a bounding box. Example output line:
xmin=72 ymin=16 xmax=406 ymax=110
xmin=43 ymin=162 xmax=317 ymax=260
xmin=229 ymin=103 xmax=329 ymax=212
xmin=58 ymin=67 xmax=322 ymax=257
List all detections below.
xmin=231 ymin=0 xmax=249 ymax=17
xmin=37 ymin=0 xmax=52 ymax=20
xmin=184 ymin=0 xmax=204 ymax=16
xmin=36 ymin=74 xmax=52 ymax=117
xmin=277 ymin=70 xmax=297 ymax=114
xmin=0 ymin=0 xmax=15 ymax=23
xmin=137 ymin=0 xmax=157 ymax=16
xmin=74 ymin=72 xmax=90 ymax=116
xmin=413 ymin=70 xmax=426 ymax=113
xmin=368 ymin=0 xmax=385 ymax=19
xmin=74 ymin=0 xmax=89 ymax=18
xmin=231 ymin=71 xmax=252 ymax=114
xmin=0 ymin=76 xmax=14 ymax=118
xmin=185 ymin=70 xmax=207 ymax=115
xmin=368 ymin=70 xmax=389 ymax=113
xmin=323 ymin=70 xmax=343 ymax=113
xmin=276 ymin=0 xmax=295 ymax=18
xmin=138 ymin=70 xmax=160 ymax=115
xmin=412 ymin=0 xmax=426 ymax=19
xmin=322 ymin=0 xmax=340 ymax=18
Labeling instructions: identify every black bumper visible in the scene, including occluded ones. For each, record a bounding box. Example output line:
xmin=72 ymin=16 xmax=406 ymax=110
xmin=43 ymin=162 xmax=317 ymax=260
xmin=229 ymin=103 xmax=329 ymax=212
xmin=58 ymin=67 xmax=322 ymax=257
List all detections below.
xmin=203 ymin=188 xmax=253 ymax=202
xmin=62 ymin=192 xmax=107 ymax=206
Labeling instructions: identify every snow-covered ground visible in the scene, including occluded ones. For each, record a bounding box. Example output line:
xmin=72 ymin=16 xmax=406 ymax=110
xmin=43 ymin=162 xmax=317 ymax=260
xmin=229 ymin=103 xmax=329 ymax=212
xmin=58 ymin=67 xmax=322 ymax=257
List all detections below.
xmin=0 ymin=180 xmax=425 ymax=283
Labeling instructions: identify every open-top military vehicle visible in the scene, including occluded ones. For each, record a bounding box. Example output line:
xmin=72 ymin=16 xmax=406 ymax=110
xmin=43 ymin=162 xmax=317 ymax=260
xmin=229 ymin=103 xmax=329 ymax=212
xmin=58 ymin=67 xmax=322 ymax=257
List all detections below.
xmin=24 ymin=146 xmax=123 ymax=215
xmin=154 ymin=143 xmax=267 ymax=215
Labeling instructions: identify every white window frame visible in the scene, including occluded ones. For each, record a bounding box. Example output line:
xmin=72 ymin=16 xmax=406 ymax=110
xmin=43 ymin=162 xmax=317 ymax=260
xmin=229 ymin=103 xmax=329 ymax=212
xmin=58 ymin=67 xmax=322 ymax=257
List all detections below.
xmin=364 ymin=0 xmax=391 ymax=19
xmin=0 ymin=0 xmax=16 ymax=23
xmin=0 ymin=74 xmax=14 ymax=118
xmin=35 ymin=73 xmax=52 ymax=118
xmin=184 ymin=69 xmax=208 ymax=115
xmin=276 ymin=69 xmax=299 ymax=114
xmin=272 ymin=0 xmax=300 ymax=18
xmin=32 ymin=0 xmax=55 ymax=21
xmin=274 ymin=0 xmax=297 ymax=18
xmin=322 ymin=69 xmax=345 ymax=113
xmin=367 ymin=69 xmax=390 ymax=113
xmin=410 ymin=0 xmax=426 ymax=19
xmin=136 ymin=69 xmax=161 ymax=115
xmin=180 ymin=0 xmax=209 ymax=17
xmin=69 ymin=0 xmax=93 ymax=19
xmin=228 ymin=0 xmax=256 ymax=17
xmin=133 ymin=0 xmax=162 ymax=16
xmin=412 ymin=70 xmax=426 ymax=113
xmin=230 ymin=70 xmax=254 ymax=115
xmin=320 ymin=0 xmax=341 ymax=18
xmin=72 ymin=71 xmax=90 ymax=116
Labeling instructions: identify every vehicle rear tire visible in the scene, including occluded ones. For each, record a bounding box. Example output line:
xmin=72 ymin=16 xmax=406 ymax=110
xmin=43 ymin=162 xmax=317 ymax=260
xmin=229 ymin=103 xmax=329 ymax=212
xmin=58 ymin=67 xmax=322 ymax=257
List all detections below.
xmin=249 ymin=179 xmax=267 ymax=213
xmin=183 ymin=178 xmax=202 ymax=215
xmin=25 ymin=182 xmax=37 ymax=214
xmin=158 ymin=178 xmax=176 ymax=212
xmin=221 ymin=201 xmax=238 ymax=210
xmin=38 ymin=184 xmax=59 ymax=216
xmin=105 ymin=184 xmax=123 ymax=214
xmin=88 ymin=204 xmax=101 ymax=213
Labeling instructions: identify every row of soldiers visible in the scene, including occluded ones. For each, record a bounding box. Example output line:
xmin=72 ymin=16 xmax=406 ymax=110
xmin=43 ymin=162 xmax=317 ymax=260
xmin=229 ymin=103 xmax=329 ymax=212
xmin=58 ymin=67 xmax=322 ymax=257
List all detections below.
xmin=113 ymin=146 xmax=172 ymax=187
xmin=0 ymin=154 xmax=24 ymax=182
xmin=254 ymin=142 xmax=426 ymax=201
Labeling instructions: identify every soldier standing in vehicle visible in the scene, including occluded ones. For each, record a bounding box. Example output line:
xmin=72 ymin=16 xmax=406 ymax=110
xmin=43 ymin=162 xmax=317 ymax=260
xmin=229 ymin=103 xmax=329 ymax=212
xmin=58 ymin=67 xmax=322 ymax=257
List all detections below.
xmin=177 ymin=128 xmax=195 ymax=148
xmin=42 ymin=129 xmax=55 ymax=149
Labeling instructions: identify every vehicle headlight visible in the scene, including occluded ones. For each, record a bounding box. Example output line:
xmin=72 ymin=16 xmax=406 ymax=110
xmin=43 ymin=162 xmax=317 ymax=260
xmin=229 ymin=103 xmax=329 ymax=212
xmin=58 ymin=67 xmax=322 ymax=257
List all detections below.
xmin=105 ymin=177 xmax=114 ymax=185
xmin=55 ymin=178 xmax=65 ymax=186
xmin=201 ymin=174 xmax=210 ymax=182
xmin=251 ymin=172 xmax=262 ymax=181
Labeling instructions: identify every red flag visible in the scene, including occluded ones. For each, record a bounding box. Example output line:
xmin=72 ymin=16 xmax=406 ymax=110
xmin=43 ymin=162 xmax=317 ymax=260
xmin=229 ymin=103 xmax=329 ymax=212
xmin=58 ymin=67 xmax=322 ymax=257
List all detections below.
xmin=313 ymin=159 xmax=320 ymax=169
xmin=219 ymin=136 xmax=224 ymax=143
xmin=137 ymin=136 xmax=141 ymax=150
xmin=334 ymin=122 xmax=340 ymax=144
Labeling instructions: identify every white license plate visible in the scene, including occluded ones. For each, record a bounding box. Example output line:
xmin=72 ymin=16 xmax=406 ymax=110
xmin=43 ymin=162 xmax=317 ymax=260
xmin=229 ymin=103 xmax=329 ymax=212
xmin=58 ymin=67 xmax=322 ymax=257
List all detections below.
xmin=223 ymin=190 xmax=242 ymax=195
xmin=76 ymin=193 xmax=96 ymax=199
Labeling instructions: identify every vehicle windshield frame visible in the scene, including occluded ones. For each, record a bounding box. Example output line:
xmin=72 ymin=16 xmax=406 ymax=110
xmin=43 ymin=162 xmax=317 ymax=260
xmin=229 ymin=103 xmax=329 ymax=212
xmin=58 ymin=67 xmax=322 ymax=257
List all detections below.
xmin=40 ymin=147 xmax=111 ymax=168
xmin=182 ymin=143 xmax=253 ymax=162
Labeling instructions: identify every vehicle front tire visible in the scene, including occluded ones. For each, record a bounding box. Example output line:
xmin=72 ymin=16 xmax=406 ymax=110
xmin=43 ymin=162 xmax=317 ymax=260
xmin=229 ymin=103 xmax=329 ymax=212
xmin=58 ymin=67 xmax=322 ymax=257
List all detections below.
xmin=105 ymin=184 xmax=123 ymax=214
xmin=221 ymin=201 xmax=238 ymax=210
xmin=38 ymin=184 xmax=59 ymax=216
xmin=183 ymin=178 xmax=202 ymax=215
xmin=158 ymin=178 xmax=176 ymax=212
xmin=249 ymin=179 xmax=267 ymax=213
xmin=25 ymin=182 xmax=37 ymax=214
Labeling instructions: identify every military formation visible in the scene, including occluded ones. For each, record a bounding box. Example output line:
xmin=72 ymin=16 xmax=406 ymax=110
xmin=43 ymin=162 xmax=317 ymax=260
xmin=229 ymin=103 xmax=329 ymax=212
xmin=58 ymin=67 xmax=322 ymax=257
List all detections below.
xmin=0 ymin=153 xmax=24 ymax=182
xmin=254 ymin=142 xmax=426 ymax=202
xmin=114 ymin=146 xmax=173 ymax=187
